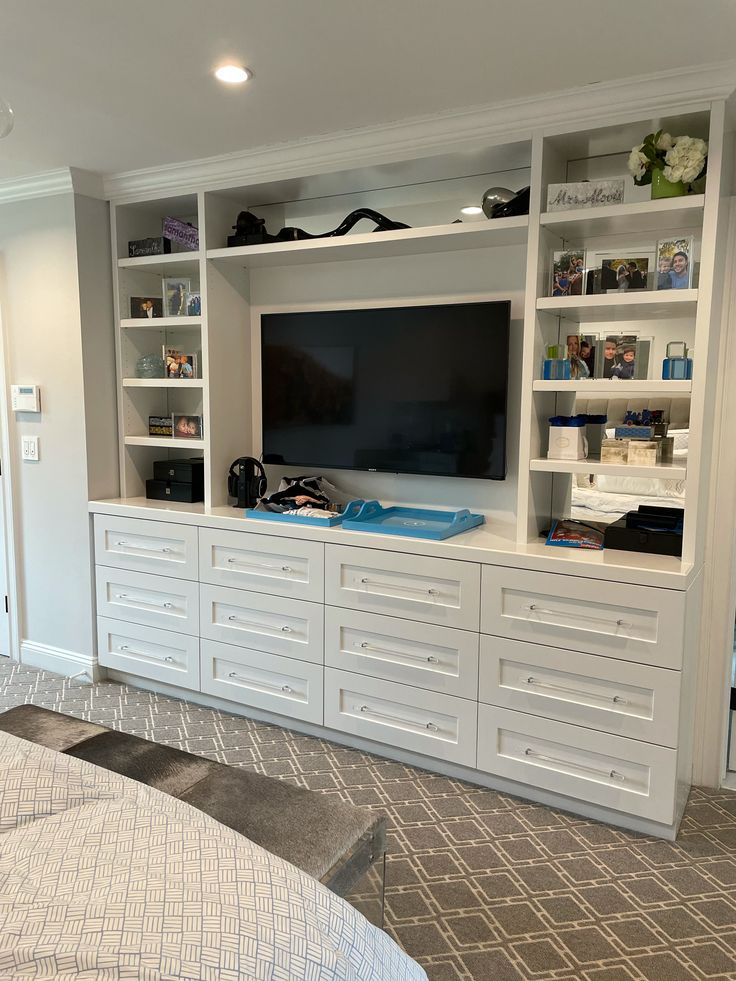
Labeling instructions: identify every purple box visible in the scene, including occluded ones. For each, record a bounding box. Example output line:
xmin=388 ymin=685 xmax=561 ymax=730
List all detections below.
xmin=162 ymin=216 xmax=199 ymax=251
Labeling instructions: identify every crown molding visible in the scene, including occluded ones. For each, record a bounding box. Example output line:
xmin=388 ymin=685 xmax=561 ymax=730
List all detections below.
xmin=0 ymin=166 xmax=105 ymax=205
xmin=103 ymin=60 xmax=736 ymax=203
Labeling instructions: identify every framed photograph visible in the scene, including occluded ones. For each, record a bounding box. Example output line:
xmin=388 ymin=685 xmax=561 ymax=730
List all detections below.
xmin=162 ymin=277 xmax=190 ymax=317
xmin=546 ymin=179 xmax=625 ymax=212
xmin=164 ymin=347 xmax=197 ymax=379
xmin=565 ymin=333 xmax=596 ymax=379
xmin=186 ymin=291 xmax=201 ymax=317
xmin=130 ymin=296 xmax=163 ymax=319
xmin=585 ymin=249 xmax=655 ymax=294
xmin=551 ymin=250 xmax=586 ymax=297
xmin=172 ymin=414 xmax=203 ymax=440
xmin=656 ymin=237 xmax=694 ymax=290
xmin=597 ymin=334 xmax=650 ymax=380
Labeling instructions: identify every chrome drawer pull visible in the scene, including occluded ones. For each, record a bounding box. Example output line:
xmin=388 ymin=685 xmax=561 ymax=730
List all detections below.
xmin=524 ymin=604 xmax=631 ymax=629
xmin=359 ymin=641 xmax=439 ymax=664
xmin=227 ymin=671 xmax=293 ymax=694
xmin=226 ymin=557 xmax=293 ymax=573
xmin=358 ymin=577 xmax=439 ymax=597
xmin=226 ymin=614 xmax=292 ymax=633
xmin=356 ymin=703 xmax=440 ymax=732
xmin=118 ymin=645 xmax=176 ymax=665
xmin=114 ymin=540 xmax=174 ymax=554
xmin=524 ymin=676 xmax=628 ymax=706
xmin=114 ymin=592 xmax=176 ymax=610
xmin=524 ymin=747 xmax=625 ymax=782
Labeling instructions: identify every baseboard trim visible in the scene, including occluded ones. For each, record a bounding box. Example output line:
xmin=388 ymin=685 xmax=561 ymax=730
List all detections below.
xmin=20 ymin=641 xmax=101 ymax=681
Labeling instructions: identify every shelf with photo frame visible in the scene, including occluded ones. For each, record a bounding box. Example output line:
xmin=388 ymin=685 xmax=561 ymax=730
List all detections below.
xmin=117 ymin=253 xmax=201 ymax=276
xmin=540 ymin=195 xmax=705 ymax=239
xmin=122 ymin=378 xmax=205 ymax=389
xmin=529 ymin=455 xmax=687 ymax=480
xmin=536 ymin=290 xmax=698 ymax=322
xmin=532 ymin=379 xmax=692 ymax=396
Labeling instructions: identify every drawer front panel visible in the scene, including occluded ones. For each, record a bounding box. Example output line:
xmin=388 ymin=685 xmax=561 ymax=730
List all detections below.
xmin=200 ymin=584 xmax=323 ymax=663
xmin=477 ymin=705 xmax=677 ymax=824
xmin=481 ymin=566 xmax=685 ymax=668
xmin=325 ymin=545 xmax=480 ymax=629
xmin=200 ymin=639 xmax=323 ymax=724
xmin=325 ymin=607 xmax=479 ymax=699
xmin=479 ymin=636 xmax=680 ymax=747
xmin=200 ymin=529 xmax=323 ymax=602
xmin=94 ymin=515 xmax=199 ymax=580
xmin=97 ymin=617 xmax=199 ymax=688
xmin=324 ymin=667 xmax=477 ymax=767
xmin=95 ymin=567 xmax=199 ymax=635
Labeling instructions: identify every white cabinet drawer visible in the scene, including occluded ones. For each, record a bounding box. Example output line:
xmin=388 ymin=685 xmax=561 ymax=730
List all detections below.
xmin=325 ymin=607 xmax=479 ymax=699
xmin=200 ymin=639 xmax=323 ymax=724
xmin=324 ymin=667 xmax=477 ymax=767
xmin=199 ymin=529 xmax=323 ymax=602
xmin=325 ymin=545 xmax=480 ymax=630
xmin=94 ymin=515 xmax=198 ymax=580
xmin=200 ymin=584 xmax=323 ymax=663
xmin=479 ymin=636 xmax=680 ymax=748
xmin=481 ymin=566 xmax=685 ymax=668
xmin=97 ymin=617 xmax=199 ymax=688
xmin=95 ymin=567 xmax=199 ymax=635
xmin=477 ymin=705 xmax=677 ymax=824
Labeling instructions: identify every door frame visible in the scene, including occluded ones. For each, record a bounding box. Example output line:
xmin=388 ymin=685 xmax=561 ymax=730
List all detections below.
xmin=0 ymin=286 xmax=21 ymax=661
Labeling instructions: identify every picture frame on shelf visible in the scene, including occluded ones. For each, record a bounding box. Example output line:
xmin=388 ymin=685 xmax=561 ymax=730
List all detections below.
xmin=585 ymin=249 xmax=655 ymax=294
xmin=130 ymin=296 xmax=163 ymax=319
xmin=162 ymin=277 xmax=190 ymax=316
xmin=186 ymin=291 xmax=201 ymax=316
xmin=656 ymin=236 xmax=694 ymax=290
xmin=596 ymin=334 xmax=651 ymax=380
xmin=173 ymin=414 xmax=204 ymax=439
xmin=551 ymin=249 xmax=586 ymax=297
xmin=164 ymin=347 xmax=198 ymax=379
xmin=565 ymin=333 xmax=596 ymax=379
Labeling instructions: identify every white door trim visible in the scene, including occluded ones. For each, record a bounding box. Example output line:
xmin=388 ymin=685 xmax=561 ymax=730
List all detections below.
xmin=0 ymin=288 xmax=22 ymax=660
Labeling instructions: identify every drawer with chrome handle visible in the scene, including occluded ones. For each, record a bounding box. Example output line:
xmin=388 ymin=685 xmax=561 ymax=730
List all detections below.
xmin=200 ymin=584 xmax=323 ymax=663
xmin=481 ymin=566 xmax=685 ymax=668
xmin=477 ymin=705 xmax=678 ymax=825
xmin=325 ymin=545 xmax=480 ymax=630
xmin=325 ymin=607 xmax=479 ymax=698
xmin=95 ymin=566 xmax=199 ymax=635
xmin=94 ymin=515 xmax=199 ymax=580
xmin=97 ymin=618 xmax=200 ymax=687
xmin=479 ymin=636 xmax=680 ymax=747
xmin=324 ymin=667 xmax=477 ymax=767
xmin=200 ymin=639 xmax=323 ymax=724
xmin=199 ymin=529 xmax=324 ymax=602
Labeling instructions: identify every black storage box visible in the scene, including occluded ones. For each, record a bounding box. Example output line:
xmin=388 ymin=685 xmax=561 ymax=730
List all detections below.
xmin=603 ymin=505 xmax=683 ymax=557
xmin=128 ymin=236 xmax=172 ymax=258
xmin=147 ymin=457 xmax=204 ymax=503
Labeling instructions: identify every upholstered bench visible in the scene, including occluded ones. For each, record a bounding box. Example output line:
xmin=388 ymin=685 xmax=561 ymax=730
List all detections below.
xmin=0 ymin=704 xmax=386 ymax=921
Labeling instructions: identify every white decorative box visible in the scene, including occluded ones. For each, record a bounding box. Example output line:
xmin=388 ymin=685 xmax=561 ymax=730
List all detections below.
xmin=600 ymin=438 xmax=629 ymax=464
xmin=546 ymin=179 xmax=625 ymax=212
xmin=548 ymin=425 xmax=588 ymax=460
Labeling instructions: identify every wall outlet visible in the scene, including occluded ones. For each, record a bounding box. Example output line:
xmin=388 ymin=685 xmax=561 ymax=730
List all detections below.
xmin=21 ymin=436 xmax=39 ymax=461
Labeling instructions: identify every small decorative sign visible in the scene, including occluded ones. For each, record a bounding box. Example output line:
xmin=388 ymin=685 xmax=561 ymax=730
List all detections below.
xmin=162 ymin=217 xmax=199 ymax=251
xmin=546 ymin=179 xmax=625 ymax=212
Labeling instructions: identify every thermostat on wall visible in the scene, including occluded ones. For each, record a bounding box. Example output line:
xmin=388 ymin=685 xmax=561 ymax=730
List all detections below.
xmin=11 ymin=384 xmax=41 ymax=412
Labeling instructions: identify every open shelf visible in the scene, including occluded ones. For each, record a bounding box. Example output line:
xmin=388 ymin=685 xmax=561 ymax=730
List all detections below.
xmin=118 ymin=253 xmax=201 ymax=276
xmin=532 ymin=379 xmax=692 ymax=396
xmin=530 ymin=455 xmax=687 ymax=480
xmin=124 ymin=435 xmax=206 ymax=449
xmin=122 ymin=378 xmax=204 ymax=388
xmin=120 ymin=317 xmax=202 ymax=330
xmin=540 ymin=195 xmax=705 ymax=239
xmin=537 ymin=290 xmax=698 ymax=323
xmin=206 ymin=216 xmax=528 ymax=268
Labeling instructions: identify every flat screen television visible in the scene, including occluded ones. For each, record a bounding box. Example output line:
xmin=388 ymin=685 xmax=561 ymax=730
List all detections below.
xmin=260 ymin=300 xmax=510 ymax=480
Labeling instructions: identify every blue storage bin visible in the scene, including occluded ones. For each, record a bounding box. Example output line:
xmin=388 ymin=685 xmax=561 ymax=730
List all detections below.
xmin=341 ymin=500 xmax=485 ymax=540
xmin=245 ymin=499 xmax=364 ymax=527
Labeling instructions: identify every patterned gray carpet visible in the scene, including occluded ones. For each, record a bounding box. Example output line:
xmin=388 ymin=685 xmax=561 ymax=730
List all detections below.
xmin=1 ymin=660 xmax=736 ymax=981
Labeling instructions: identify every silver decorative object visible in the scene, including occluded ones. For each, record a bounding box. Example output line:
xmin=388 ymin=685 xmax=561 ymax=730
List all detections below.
xmin=481 ymin=186 xmax=515 ymax=218
xmin=136 ymin=354 xmax=166 ymax=379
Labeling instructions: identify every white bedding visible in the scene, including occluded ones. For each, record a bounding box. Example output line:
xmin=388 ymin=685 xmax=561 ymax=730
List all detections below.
xmin=571 ymin=484 xmax=685 ymax=520
xmin=0 ymin=731 xmax=426 ymax=981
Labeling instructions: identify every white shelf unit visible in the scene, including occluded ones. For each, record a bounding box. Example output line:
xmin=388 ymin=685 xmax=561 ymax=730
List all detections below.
xmin=529 ymin=457 xmax=688 ymax=480
xmin=122 ymin=378 xmax=205 ymax=389
xmin=532 ymin=380 xmax=692 ymax=396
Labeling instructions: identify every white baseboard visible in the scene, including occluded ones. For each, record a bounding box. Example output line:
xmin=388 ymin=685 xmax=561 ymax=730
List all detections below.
xmin=20 ymin=640 xmax=101 ymax=681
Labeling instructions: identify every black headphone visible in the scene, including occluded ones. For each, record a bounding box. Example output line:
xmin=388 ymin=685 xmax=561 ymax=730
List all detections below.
xmin=228 ymin=456 xmax=267 ymax=508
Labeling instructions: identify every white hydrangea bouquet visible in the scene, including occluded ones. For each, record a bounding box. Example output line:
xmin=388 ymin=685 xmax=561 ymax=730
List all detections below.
xmin=628 ymin=129 xmax=707 ymax=191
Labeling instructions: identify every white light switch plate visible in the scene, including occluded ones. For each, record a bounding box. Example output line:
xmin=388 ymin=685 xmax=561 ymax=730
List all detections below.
xmin=21 ymin=436 xmax=39 ymax=461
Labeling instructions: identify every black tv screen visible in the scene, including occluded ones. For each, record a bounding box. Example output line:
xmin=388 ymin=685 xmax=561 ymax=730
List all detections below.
xmin=260 ymin=301 xmax=510 ymax=480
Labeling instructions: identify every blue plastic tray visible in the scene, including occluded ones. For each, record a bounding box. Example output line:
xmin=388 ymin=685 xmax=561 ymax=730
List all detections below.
xmin=245 ymin=499 xmax=364 ymax=527
xmin=341 ymin=500 xmax=485 ymax=540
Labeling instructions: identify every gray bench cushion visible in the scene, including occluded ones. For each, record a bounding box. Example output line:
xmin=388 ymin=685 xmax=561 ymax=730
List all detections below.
xmin=0 ymin=704 xmax=384 ymax=885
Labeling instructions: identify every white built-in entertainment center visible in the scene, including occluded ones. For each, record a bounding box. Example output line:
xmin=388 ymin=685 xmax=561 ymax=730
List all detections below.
xmin=90 ymin=98 xmax=733 ymax=838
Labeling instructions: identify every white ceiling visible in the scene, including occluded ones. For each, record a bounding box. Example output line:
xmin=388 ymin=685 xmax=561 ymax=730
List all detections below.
xmin=2 ymin=0 xmax=736 ymax=184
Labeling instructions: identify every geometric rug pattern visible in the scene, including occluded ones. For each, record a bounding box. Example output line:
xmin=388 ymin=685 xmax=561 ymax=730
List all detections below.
xmin=1 ymin=659 xmax=735 ymax=980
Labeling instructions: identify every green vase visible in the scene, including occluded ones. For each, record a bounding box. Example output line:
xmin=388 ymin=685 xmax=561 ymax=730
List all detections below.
xmin=651 ymin=169 xmax=687 ymax=199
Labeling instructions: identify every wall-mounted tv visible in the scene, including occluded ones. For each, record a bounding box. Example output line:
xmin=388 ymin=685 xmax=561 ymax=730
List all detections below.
xmin=260 ymin=300 xmax=510 ymax=480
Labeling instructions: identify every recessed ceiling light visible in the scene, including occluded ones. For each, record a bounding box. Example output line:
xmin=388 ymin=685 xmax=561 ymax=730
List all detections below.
xmin=460 ymin=205 xmax=483 ymax=215
xmin=214 ymin=65 xmax=252 ymax=84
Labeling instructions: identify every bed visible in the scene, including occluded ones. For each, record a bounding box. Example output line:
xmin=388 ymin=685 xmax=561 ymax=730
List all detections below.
xmin=0 ymin=730 xmax=426 ymax=981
